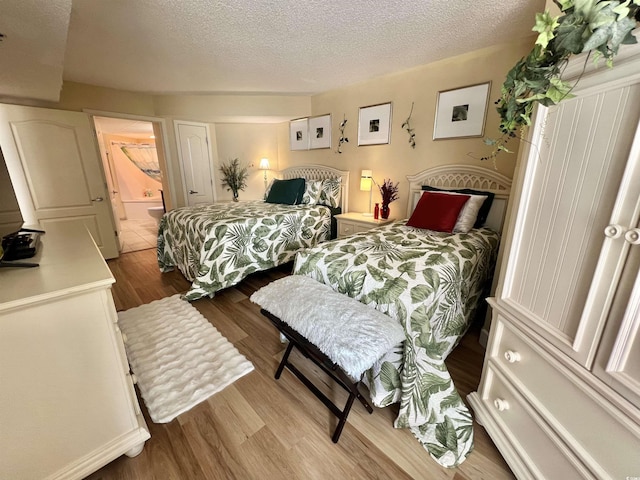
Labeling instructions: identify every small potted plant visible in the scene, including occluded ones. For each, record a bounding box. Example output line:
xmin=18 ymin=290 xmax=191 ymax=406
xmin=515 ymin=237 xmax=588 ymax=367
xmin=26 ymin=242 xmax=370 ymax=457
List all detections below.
xmin=219 ymin=158 xmax=249 ymax=201
xmin=378 ymin=178 xmax=399 ymax=219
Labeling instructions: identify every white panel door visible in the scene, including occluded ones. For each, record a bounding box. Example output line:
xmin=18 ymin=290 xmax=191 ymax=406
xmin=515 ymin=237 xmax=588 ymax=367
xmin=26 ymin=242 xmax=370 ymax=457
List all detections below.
xmin=0 ymin=104 xmax=119 ymax=259
xmin=174 ymin=121 xmax=215 ymax=206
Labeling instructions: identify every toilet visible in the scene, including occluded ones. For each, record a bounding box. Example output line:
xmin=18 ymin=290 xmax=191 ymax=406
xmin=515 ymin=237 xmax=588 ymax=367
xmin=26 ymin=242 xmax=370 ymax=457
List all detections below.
xmin=147 ymin=206 xmax=165 ymax=225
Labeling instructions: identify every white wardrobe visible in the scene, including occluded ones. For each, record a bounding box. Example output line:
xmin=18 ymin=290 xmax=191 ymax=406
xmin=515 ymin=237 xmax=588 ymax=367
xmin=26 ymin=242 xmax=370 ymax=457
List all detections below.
xmin=468 ymin=44 xmax=640 ymax=478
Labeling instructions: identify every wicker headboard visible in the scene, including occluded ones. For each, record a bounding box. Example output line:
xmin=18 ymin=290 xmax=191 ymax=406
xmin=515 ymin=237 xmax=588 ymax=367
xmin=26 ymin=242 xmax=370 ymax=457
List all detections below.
xmin=279 ymin=164 xmax=350 ymax=213
xmin=406 ymin=164 xmax=512 ymax=232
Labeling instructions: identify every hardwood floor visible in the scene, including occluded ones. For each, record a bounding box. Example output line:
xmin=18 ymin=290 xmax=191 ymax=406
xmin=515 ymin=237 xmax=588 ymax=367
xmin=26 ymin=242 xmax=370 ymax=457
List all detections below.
xmin=86 ymin=248 xmax=514 ymax=480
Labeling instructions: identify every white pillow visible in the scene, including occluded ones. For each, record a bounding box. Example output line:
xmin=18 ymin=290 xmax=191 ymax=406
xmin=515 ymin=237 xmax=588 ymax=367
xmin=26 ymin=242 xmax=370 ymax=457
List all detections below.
xmin=319 ymin=178 xmax=341 ymax=208
xmin=301 ymin=179 xmax=323 ymax=205
xmin=431 ymin=191 xmax=488 ymax=233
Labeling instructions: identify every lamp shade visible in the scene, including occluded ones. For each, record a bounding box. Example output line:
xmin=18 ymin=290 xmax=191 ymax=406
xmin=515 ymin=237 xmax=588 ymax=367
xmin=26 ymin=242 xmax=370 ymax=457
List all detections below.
xmin=360 ymin=169 xmax=372 ymax=191
xmin=259 ymin=158 xmax=270 ymax=170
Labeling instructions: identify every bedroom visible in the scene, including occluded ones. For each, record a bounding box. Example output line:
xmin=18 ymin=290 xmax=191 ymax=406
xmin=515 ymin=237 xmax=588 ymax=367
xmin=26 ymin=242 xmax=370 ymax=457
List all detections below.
xmin=1 ymin=1 xmax=640 ymax=479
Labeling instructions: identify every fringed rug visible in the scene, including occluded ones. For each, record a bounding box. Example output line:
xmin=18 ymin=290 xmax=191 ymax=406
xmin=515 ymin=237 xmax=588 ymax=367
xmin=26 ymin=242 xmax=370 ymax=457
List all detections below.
xmin=118 ymin=294 xmax=254 ymax=423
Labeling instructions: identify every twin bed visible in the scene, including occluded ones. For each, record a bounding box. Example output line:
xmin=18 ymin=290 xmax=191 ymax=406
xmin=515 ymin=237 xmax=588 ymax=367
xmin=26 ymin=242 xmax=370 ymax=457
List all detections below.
xmin=157 ymin=163 xmax=511 ymax=467
xmin=158 ymin=165 xmax=349 ymax=300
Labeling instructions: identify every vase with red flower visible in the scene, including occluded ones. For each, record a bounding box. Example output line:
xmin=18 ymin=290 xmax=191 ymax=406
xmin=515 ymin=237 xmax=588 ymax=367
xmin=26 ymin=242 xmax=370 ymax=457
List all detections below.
xmin=380 ymin=203 xmax=390 ymax=219
xmin=377 ymin=178 xmax=399 ymax=220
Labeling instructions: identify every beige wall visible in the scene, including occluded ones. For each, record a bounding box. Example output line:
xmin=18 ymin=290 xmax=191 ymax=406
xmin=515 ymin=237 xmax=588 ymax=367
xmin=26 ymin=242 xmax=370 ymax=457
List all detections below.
xmin=0 ymin=81 xmax=156 ymax=115
xmin=277 ymin=36 xmax=535 ymax=216
xmin=8 ymin=83 xmax=311 ymax=209
xmin=153 ymin=94 xmax=310 ymax=124
xmin=57 ymin=81 xmax=156 ymax=115
xmin=153 ymin=94 xmax=311 ymax=207
xmin=2 ymin=37 xmax=535 ymax=214
xmin=214 ymin=123 xmax=280 ymax=202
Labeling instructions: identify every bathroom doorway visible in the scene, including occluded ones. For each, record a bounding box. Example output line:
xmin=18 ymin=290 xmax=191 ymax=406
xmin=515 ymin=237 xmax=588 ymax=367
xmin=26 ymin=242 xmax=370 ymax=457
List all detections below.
xmin=92 ymin=115 xmax=169 ymax=253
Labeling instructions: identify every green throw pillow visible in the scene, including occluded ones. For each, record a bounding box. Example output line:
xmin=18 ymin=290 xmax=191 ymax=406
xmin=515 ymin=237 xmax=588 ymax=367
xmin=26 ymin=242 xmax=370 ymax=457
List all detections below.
xmin=266 ymin=178 xmax=306 ymax=205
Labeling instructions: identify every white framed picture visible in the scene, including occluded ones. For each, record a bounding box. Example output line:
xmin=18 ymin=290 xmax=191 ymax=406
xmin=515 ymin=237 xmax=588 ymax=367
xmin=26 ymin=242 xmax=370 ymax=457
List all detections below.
xmin=289 ymin=118 xmax=309 ymax=150
xmin=308 ymin=114 xmax=331 ymax=149
xmin=433 ymin=82 xmax=491 ymax=140
xmin=358 ymin=102 xmax=392 ymax=146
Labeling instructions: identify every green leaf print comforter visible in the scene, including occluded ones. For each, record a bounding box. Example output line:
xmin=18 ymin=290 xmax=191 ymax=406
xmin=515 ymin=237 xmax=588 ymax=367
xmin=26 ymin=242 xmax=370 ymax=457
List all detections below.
xmin=292 ymin=220 xmax=499 ymax=467
xmin=158 ymin=201 xmax=332 ymax=300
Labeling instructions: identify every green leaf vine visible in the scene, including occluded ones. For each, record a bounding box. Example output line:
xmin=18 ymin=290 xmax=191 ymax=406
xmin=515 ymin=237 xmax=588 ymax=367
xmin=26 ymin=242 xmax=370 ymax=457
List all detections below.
xmin=402 ymin=102 xmax=416 ymax=148
xmin=483 ymin=0 xmax=640 ymax=162
xmin=336 ymin=115 xmax=349 ymax=154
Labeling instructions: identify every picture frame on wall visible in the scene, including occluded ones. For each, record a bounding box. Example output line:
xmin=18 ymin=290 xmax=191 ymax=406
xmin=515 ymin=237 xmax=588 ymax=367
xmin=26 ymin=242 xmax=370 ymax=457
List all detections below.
xmin=308 ymin=114 xmax=332 ymax=149
xmin=433 ymin=82 xmax=491 ymax=140
xmin=358 ymin=102 xmax=392 ymax=146
xmin=289 ymin=118 xmax=309 ymax=150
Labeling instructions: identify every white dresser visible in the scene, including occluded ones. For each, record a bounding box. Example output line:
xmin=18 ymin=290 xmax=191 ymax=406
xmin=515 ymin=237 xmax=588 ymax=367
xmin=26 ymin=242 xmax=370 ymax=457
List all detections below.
xmin=0 ymin=222 xmax=149 ymax=479
xmin=468 ymin=46 xmax=640 ymax=479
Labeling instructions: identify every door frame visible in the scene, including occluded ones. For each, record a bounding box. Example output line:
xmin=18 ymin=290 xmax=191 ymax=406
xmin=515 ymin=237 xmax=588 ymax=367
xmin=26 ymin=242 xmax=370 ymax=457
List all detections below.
xmin=84 ymin=110 xmax=178 ymax=211
xmin=93 ymin=126 xmax=124 ymax=252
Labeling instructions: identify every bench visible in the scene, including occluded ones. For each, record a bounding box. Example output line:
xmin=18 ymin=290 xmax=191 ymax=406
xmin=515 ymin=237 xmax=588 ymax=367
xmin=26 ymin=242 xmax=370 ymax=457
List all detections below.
xmin=250 ymin=275 xmax=405 ymax=442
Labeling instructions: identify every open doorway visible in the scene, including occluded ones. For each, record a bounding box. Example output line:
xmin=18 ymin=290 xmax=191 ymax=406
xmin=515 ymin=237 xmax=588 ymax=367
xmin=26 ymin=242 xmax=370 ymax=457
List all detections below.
xmin=92 ymin=116 xmax=168 ymax=253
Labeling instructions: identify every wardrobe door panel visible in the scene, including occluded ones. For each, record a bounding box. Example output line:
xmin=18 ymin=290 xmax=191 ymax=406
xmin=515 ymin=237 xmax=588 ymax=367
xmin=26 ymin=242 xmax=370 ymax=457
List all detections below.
xmin=501 ymin=82 xmax=640 ymax=367
xmin=594 ymin=223 xmax=640 ymax=410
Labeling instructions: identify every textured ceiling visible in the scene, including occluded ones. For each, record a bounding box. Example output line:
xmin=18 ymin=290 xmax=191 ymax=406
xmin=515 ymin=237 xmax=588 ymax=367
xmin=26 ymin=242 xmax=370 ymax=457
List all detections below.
xmin=0 ymin=0 xmax=71 ymax=101
xmin=62 ymin=0 xmax=543 ymax=96
xmin=0 ymin=0 xmax=544 ymax=101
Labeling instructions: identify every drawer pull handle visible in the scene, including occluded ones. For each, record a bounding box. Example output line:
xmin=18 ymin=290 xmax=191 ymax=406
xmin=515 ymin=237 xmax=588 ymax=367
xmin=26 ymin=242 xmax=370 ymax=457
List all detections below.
xmin=504 ymin=350 xmax=521 ymax=363
xmin=494 ymin=398 xmax=510 ymax=412
xmin=624 ymin=228 xmax=640 ymax=245
xmin=604 ymin=224 xmax=625 ymax=239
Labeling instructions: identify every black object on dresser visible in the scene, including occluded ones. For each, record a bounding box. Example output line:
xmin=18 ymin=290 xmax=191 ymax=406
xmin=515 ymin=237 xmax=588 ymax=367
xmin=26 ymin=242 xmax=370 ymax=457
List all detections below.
xmin=0 ymin=228 xmax=44 ymax=267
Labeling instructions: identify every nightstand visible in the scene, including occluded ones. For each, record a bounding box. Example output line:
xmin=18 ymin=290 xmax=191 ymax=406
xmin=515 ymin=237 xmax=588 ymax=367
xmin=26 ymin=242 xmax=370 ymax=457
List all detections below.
xmin=335 ymin=212 xmax=395 ymax=238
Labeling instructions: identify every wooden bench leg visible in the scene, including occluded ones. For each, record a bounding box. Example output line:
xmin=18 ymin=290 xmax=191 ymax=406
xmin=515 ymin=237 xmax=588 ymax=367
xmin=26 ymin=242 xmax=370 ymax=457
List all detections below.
xmin=275 ymin=341 xmax=294 ymax=380
xmin=332 ymin=391 xmax=357 ymax=442
xmin=262 ymin=309 xmax=375 ymax=443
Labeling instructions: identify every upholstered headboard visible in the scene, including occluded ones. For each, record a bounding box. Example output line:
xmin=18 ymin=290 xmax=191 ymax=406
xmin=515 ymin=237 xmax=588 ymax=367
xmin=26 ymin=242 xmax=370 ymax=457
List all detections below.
xmin=279 ymin=164 xmax=350 ymax=213
xmin=406 ymin=164 xmax=512 ymax=232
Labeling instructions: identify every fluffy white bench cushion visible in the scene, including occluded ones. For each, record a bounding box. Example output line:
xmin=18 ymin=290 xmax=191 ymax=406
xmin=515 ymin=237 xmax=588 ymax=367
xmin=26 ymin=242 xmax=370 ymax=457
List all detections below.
xmin=250 ymin=275 xmax=405 ymax=379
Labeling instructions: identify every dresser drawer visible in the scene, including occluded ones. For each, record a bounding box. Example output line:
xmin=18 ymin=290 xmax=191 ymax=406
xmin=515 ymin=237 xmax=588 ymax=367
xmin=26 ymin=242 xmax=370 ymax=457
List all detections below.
xmin=480 ymin=365 xmax=588 ymax=479
xmin=490 ymin=315 xmax=640 ymax=479
xmin=338 ymin=220 xmax=358 ymax=238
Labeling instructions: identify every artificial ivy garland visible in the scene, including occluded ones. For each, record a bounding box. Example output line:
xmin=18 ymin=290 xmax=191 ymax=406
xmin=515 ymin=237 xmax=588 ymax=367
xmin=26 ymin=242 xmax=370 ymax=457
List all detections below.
xmin=484 ymin=0 xmax=640 ymax=161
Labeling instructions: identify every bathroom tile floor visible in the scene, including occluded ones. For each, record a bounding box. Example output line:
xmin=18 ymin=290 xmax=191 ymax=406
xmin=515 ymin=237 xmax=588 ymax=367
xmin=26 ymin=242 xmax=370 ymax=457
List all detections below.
xmin=119 ymin=218 xmax=159 ymax=253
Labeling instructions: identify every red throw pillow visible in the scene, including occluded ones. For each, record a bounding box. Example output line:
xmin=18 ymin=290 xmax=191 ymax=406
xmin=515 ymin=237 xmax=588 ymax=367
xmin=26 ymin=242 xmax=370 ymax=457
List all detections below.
xmin=407 ymin=191 xmax=471 ymax=232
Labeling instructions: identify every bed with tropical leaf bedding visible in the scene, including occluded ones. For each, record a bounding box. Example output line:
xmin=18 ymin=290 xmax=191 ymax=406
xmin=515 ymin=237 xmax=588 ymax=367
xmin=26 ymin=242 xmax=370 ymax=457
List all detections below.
xmin=158 ymin=165 xmax=349 ymax=300
xmin=292 ymin=165 xmax=512 ymax=468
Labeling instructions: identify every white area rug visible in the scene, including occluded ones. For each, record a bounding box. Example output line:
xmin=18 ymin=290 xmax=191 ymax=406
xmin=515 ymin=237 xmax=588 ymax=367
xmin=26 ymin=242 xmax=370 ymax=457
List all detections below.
xmin=118 ymin=295 xmax=254 ymax=423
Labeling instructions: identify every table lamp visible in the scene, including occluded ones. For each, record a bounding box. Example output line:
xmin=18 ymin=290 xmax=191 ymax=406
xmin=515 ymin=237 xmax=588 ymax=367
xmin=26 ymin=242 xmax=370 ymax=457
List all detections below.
xmin=360 ymin=170 xmax=373 ymax=216
xmin=259 ymin=158 xmax=270 ymax=197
